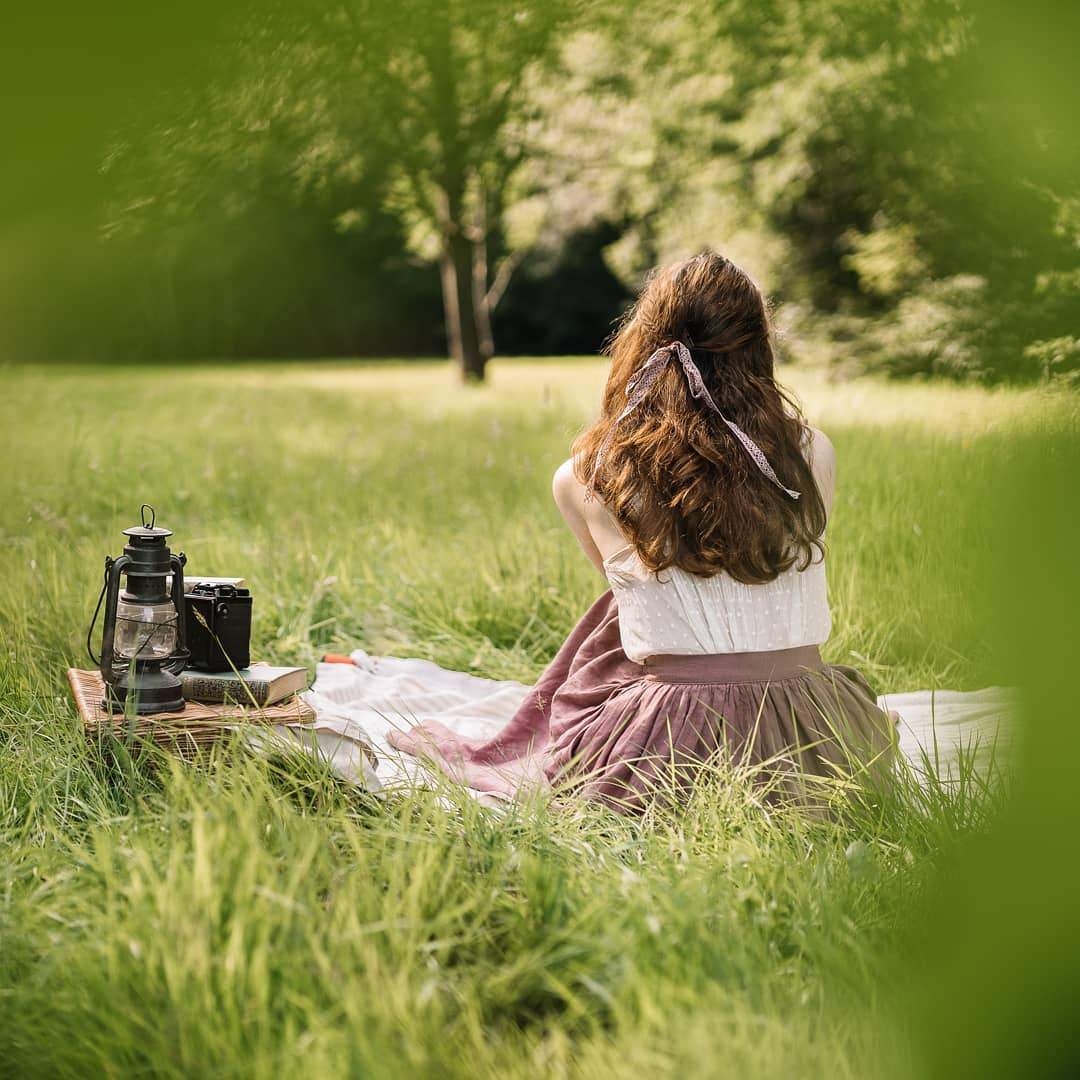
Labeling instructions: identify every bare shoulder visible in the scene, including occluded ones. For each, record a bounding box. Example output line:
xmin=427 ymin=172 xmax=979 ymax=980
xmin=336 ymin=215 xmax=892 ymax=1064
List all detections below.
xmin=805 ymin=427 xmax=836 ymax=511
xmin=552 ymin=456 xmax=627 ymax=557
xmin=552 ymin=457 xmax=586 ymax=512
xmin=806 ymin=427 xmax=835 ymax=470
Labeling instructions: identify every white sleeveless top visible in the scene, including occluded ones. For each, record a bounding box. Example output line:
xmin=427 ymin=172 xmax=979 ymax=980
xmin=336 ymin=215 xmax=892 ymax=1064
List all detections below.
xmin=603 ymin=545 xmax=831 ymax=663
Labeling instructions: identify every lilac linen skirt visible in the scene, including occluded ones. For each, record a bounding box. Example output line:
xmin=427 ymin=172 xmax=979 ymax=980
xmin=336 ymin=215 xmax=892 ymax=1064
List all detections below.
xmin=393 ymin=591 xmax=895 ymax=812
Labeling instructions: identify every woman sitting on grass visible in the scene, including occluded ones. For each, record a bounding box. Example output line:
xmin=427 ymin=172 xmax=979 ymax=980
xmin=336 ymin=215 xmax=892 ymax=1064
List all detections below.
xmin=388 ymin=251 xmax=896 ymax=810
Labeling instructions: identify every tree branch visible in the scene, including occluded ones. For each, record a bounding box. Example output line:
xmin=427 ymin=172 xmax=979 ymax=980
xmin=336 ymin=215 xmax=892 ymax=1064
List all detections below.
xmin=485 ymin=248 xmax=524 ymax=311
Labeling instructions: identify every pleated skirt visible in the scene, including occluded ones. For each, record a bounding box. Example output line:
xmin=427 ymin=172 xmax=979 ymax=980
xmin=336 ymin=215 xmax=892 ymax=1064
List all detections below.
xmin=459 ymin=590 xmax=896 ymax=812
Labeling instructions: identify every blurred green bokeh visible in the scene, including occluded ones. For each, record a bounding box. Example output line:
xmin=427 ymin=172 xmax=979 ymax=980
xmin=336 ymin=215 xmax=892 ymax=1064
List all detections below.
xmin=899 ymin=417 xmax=1080 ymax=1078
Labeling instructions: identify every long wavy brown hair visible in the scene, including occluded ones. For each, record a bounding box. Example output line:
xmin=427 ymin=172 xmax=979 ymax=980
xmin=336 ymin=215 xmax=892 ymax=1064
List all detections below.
xmin=573 ymin=251 xmax=826 ymax=584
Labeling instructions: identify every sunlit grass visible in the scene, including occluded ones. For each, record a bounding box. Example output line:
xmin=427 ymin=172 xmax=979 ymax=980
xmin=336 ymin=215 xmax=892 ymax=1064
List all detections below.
xmin=0 ymin=358 xmax=1072 ymax=1077
xmin=152 ymin=355 xmax=1076 ymax=431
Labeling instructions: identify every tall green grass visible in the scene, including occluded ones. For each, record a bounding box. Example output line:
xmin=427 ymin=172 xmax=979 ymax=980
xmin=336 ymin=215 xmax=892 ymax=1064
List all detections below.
xmin=0 ymin=359 xmax=1075 ymax=1077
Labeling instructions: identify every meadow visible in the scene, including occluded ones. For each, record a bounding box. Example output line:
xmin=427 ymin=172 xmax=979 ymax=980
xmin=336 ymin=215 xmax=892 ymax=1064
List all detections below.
xmin=0 ymin=359 xmax=1074 ymax=1077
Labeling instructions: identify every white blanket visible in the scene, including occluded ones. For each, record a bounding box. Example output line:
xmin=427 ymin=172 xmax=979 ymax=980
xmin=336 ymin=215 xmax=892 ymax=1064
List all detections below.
xmin=261 ymin=652 xmax=1016 ymax=796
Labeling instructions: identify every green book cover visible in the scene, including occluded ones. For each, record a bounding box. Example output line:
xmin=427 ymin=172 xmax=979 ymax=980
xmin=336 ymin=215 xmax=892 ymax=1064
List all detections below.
xmin=179 ymin=665 xmax=308 ymax=706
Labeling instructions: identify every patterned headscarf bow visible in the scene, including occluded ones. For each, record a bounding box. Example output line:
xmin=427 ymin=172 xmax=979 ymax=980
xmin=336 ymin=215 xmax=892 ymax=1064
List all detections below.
xmin=588 ymin=341 xmax=800 ymax=500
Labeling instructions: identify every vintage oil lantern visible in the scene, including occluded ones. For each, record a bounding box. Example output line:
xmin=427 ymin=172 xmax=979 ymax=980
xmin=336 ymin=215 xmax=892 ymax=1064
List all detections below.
xmin=87 ymin=505 xmax=189 ymax=713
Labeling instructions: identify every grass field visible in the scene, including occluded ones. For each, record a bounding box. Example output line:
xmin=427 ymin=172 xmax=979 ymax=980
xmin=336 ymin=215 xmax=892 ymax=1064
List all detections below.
xmin=0 ymin=358 xmax=1076 ymax=1077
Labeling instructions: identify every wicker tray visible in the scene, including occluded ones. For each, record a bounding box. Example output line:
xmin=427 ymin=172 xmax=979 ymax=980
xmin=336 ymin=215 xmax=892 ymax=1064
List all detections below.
xmin=68 ymin=668 xmax=316 ymax=761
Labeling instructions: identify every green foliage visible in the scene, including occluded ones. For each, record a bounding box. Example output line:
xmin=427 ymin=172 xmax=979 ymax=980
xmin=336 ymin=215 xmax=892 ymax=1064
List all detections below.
xmin=853 ymin=274 xmax=993 ymax=380
xmin=842 ymin=220 xmax=928 ymax=301
xmin=1023 ymin=336 xmax=1080 ymax=384
xmin=2 ymin=2 xmax=1077 ymax=373
xmin=541 ymin=0 xmax=1078 ymax=381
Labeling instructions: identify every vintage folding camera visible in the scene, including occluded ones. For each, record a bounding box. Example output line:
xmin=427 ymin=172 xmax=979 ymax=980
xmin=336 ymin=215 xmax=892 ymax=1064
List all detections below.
xmin=183 ymin=582 xmax=252 ymax=672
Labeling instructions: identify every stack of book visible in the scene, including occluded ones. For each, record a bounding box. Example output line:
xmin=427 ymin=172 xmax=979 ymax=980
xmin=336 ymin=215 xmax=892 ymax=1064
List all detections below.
xmin=180 ymin=664 xmax=308 ymax=707
xmin=71 ymin=570 xmax=327 ymax=761
xmin=67 ymin=667 xmax=316 ymax=761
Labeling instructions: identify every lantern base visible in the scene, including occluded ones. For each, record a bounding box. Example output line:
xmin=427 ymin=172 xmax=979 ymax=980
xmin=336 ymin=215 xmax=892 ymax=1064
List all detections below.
xmin=100 ymin=667 xmax=186 ymax=715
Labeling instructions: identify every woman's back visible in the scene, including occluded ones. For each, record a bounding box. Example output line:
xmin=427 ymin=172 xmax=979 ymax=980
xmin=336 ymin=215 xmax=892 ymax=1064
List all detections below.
xmin=558 ymin=425 xmax=837 ymax=663
xmin=602 ymin=543 xmax=831 ymax=662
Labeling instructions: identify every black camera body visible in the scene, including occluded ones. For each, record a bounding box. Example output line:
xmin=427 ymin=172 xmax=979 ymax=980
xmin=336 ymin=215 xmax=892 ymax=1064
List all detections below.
xmin=183 ymin=583 xmax=252 ymax=672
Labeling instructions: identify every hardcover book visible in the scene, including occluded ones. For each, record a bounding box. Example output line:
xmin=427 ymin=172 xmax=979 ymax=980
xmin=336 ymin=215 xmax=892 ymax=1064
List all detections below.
xmin=180 ymin=664 xmax=308 ymax=706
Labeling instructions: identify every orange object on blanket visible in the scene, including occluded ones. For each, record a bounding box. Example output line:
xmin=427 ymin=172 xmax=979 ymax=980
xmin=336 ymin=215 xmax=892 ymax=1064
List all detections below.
xmin=320 ymin=653 xmax=357 ymax=665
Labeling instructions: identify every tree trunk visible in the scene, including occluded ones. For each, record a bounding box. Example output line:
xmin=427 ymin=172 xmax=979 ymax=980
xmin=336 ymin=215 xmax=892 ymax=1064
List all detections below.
xmin=471 ymin=199 xmax=496 ymax=363
xmin=423 ymin=10 xmax=486 ymax=382
xmin=440 ymin=228 xmax=487 ymax=382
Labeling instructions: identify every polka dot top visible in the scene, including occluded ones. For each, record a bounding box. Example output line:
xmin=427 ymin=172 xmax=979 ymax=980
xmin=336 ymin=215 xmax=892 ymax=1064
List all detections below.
xmin=602 ymin=545 xmax=831 ymax=663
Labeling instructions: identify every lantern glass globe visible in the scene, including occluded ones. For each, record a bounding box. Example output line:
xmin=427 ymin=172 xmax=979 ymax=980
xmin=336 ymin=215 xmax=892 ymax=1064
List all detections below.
xmin=113 ymin=599 xmax=179 ymax=660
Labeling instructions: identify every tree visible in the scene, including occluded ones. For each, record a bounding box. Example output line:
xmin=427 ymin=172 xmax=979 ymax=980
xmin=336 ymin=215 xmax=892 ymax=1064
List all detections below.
xmin=292 ymin=0 xmax=589 ymax=380
xmin=537 ymin=0 xmax=1079 ymax=380
xmin=103 ymin=0 xmax=596 ymax=379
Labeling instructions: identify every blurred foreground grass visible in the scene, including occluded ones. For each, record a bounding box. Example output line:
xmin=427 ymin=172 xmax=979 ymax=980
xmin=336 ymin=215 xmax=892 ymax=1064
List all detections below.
xmin=0 ymin=359 xmax=1077 ymax=1077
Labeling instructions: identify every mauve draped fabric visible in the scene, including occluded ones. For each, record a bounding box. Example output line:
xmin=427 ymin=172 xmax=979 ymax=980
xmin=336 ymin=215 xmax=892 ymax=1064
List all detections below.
xmin=404 ymin=590 xmax=895 ymax=811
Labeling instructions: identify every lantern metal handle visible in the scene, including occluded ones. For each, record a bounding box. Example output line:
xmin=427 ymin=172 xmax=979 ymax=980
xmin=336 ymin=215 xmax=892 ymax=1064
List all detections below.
xmin=85 ymin=557 xmax=112 ymax=666
xmin=92 ymin=554 xmax=131 ymax=679
xmin=162 ymin=551 xmax=189 ymax=676
xmin=141 ymin=504 xmax=156 ymax=529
